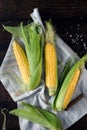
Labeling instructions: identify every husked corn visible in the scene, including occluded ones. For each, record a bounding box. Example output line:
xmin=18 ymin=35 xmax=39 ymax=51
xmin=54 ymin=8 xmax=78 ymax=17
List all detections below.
xmin=63 ymin=68 xmax=80 ymax=109
xmin=45 ymin=42 xmax=57 ymax=95
xmin=13 ymin=41 xmax=30 ymax=84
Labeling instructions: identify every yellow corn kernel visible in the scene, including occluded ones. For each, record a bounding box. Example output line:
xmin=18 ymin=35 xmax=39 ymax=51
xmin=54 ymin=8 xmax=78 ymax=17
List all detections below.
xmin=45 ymin=42 xmax=57 ymax=95
xmin=63 ymin=68 xmax=80 ymax=109
xmin=12 ymin=41 xmax=30 ymax=84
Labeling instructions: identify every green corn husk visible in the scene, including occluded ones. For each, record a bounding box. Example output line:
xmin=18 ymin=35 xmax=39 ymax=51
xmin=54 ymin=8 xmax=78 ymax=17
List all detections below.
xmin=59 ymin=57 xmax=72 ymax=90
xmin=10 ymin=102 xmax=62 ymax=130
xmin=53 ymin=57 xmax=72 ymax=110
xmin=54 ymin=54 xmax=87 ymax=111
xmin=1 ymin=108 xmax=9 ymax=130
xmin=3 ymin=22 xmax=44 ymax=91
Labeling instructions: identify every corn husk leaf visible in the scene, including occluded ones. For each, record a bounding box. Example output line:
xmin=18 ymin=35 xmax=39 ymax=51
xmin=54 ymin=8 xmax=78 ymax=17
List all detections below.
xmin=10 ymin=102 xmax=62 ymax=130
xmin=59 ymin=57 xmax=73 ymax=90
xmin=3 ymin=22 xmax=44 ymax=91
xmin=1 ymin=108 xmax=9 ymax=130
xmin=21 ymin=23 xmax=43 ymax=90
xmin=53 ymin=57 xmax=72 ymax=110
xmin=3 ymin=24 xmax=31 ymax=37
xmin=54 ymin=54 xmax=87 ymax=111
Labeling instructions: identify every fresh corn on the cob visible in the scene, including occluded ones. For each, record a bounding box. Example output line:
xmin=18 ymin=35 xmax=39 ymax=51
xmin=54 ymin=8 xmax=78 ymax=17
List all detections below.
xmin=44 ymin=21 xmax=58 ymax=96
xmin=12 ymin=41 xmax=30 ymax=85
xmin=54 ymin=54 xmax=87 ymax=111
xmin=3 ymin=23 xmax=43 ymax=91
xmin=63 ymin=68 xmax=80 ymax=109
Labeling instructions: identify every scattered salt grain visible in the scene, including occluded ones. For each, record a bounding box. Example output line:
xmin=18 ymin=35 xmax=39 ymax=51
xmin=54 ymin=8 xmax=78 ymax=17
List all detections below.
xmin=77 ymin=24 xmax=80 ymax=30
xmin=83 ymin=42 xmax=86 ymax=46
xmin=70 ymin=26 xmax=73 ymax=29
xmin=75 ymin=42 xmax=79 ymax=45
xmin=81 ymin=39 xmax=83 ymax=42
xmin=69 ymin=34 xmax=72 ymax=38
xmin=77 ymin=24 xmax=80 ymax=27
xmin=66 ymin=32 xmax=69 ymax=35
xmin=72 ymin=6 xmax=75 ymax=9
xmin=80 ymin=16 xmax=83 ymax=20
xmin=72 ymin=39 xmax=75 ymax=43
xmin=65 ymin=22 xmax=87 ymax=54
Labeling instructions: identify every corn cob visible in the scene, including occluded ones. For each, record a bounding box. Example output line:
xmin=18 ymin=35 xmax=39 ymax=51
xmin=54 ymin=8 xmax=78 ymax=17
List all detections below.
xmin=12 ymin=41 xmax=30 ymax=85
xmin=44 ymin=21 xmax=58 ymax=96
xmin=63 ymin=68 xmax=80 ymax=109
xmin=3 ymin=23 xmax=43 ymax=91
xmin=54 ymin=54 xmax=87 ymax=111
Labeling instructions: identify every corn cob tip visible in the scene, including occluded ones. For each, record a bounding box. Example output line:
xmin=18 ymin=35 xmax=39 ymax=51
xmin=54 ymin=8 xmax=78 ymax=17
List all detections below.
xmin=45 ymin=21 xmax=55 ymax=44
xmin=55 ymin=67 xmax=80 ymax=111
xmin=63 ymin=68 xmax=80 ymax=109
xmin=48 ymin=88 xmax=57 ymax=96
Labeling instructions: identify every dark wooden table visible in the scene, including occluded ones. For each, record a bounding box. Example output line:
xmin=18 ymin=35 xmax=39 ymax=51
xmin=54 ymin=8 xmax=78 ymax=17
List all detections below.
xmin=0 ymin=0 xmax=87 ymax=130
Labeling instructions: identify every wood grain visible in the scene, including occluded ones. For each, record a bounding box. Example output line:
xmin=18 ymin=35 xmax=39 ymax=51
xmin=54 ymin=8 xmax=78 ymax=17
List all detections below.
xmin=0 ymin=0 xmax=87 ymax=130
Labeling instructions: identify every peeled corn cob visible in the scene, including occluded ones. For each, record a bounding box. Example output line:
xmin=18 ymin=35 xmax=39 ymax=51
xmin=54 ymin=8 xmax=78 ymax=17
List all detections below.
xmin=44 ymin=21 xmax=58 ymax=96
xmin=12 ymin=41 xmax=30 ymax=85
xmin=54 ymin=54 xmax=87 ymax=111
